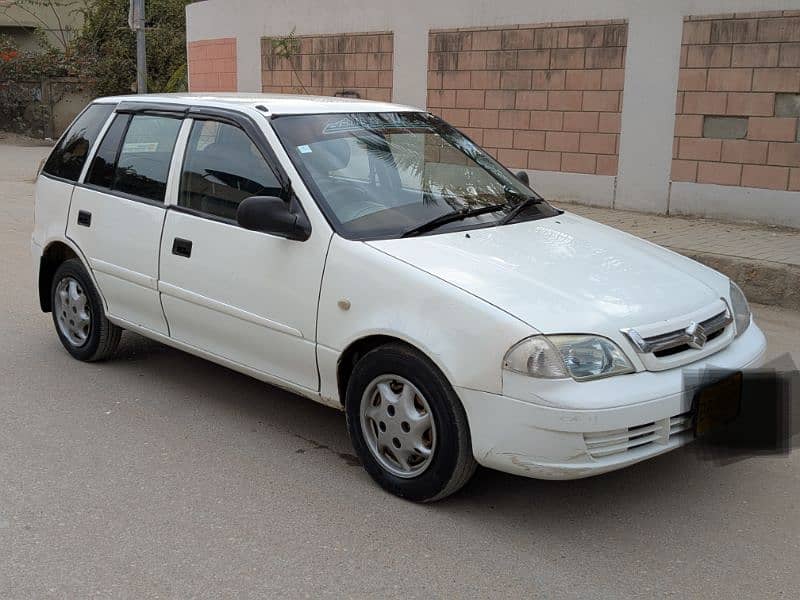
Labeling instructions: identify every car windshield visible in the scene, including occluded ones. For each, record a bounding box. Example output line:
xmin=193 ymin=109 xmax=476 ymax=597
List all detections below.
xmin=271 ymin=111 xmax=558 ymax=240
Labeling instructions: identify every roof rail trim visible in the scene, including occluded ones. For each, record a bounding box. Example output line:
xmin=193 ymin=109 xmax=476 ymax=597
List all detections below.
xmin=115 ymin=101 xmax=190 ymax=116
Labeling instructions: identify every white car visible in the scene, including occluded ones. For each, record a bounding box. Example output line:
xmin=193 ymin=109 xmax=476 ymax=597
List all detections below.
xmin=32 ymin=93 xmax=766 ymax=501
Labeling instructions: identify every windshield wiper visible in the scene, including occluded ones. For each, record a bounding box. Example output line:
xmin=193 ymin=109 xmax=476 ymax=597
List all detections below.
xmin=401 ymin=204 xmax=506 ymax=238
xmin=499 ymin=193 xmax=542 ymax=225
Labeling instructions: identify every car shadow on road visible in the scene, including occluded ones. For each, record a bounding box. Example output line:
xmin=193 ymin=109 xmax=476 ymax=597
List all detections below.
xmin=109 ymin=330 xmax=753 ymax=525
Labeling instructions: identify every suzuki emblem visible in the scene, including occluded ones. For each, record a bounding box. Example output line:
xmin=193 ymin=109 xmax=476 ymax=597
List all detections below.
xmin=685 ymin=321 xmax=707 ymax=349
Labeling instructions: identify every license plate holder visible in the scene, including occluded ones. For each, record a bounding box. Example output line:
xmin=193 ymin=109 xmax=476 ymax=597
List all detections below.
xmin=693 ymin=371 xmax=743 ymax=437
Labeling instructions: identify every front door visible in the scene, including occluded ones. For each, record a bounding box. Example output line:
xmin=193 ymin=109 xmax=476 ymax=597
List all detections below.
xmin=67 ymin=111 xmax=184 ymax=335
xmin=158 ymin=117 xmax=328 ymax=391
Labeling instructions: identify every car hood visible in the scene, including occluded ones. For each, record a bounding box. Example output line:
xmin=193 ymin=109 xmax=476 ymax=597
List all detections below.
xmin=366 ymin=211 xmax=728 ymax=335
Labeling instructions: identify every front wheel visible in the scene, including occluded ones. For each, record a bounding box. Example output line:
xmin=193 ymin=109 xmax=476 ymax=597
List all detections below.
xmin=345 ymin=343 xmax=477 ymax=502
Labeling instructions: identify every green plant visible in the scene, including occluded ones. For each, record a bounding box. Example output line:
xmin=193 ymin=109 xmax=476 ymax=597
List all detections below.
xmin=163 ymin=60 xmax=186 ymax=92
xmin=270 ymin=28 xmax=309 ymax=94
xmin=0 ymin=32 xmax=85 ymax=134
xmin=74 ymin=0 xmax=190 ymax=96
xmin=271 ymin=28 xmax=300 ymax=60
xmin=0 ymin=3 xmax=91 ymax=135
xmin=0 ymin=80 xmax=35 ymax=132
xmin=0 ymin=0 xmax=190 ymax=134
xmin=0 ymin=34 xmax=82 ymax=79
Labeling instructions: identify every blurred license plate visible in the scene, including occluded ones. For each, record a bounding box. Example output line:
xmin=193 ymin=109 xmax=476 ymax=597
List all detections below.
xmin=694 ymin=371 xmax=743 ymax=437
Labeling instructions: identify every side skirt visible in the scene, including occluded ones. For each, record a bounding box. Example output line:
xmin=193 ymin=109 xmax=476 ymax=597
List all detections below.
xmin=106 ymin=314 xmax=344 ymax=411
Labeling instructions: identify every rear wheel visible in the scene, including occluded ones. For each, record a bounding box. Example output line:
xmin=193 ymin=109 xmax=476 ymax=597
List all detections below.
xmin=51 ymin=259 xmax=121 ymax=362
xmin=345 ymin=343 xmax=477 ymax=502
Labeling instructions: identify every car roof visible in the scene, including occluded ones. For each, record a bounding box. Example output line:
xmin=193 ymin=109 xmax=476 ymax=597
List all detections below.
xmin=94 ymin=92 xmax=419 ymax=115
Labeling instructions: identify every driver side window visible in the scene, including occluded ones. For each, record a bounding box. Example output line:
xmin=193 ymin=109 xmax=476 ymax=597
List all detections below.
xmin=179 ymin=120 xmax=282 ymax=221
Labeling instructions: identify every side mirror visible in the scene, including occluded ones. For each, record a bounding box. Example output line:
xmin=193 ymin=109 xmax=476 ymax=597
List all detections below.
xmin=515 ymin=170 xmax=530 ymax=186
xmin=237 ymin=196 xmax=311 ymax=241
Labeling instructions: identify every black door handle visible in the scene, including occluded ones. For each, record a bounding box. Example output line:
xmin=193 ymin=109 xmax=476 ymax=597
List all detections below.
xmin=77 ymin=210 xmax=91 ymax=227
xmin=172 ymin=238 xmax=193 ymax=258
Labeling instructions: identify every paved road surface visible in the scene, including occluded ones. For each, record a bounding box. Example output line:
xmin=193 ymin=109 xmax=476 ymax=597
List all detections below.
xmin=1 ymin=144 xmax=798 ymax=598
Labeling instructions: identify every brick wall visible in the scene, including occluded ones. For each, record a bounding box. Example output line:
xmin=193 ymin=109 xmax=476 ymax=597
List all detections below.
xmin=673 ymin=12 xmax=800 ymax=191
xmin=426 ymin=21 xmax=627 ymax=176
xmin=188 ymin=38 xmax=237 ymax=92
xmin=261 ymin=33 xmax=393 ymax=101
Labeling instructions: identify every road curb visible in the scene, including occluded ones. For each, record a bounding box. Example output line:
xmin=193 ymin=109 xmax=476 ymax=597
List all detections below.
xmin=672 ymin=248 xmax=800 ymax=312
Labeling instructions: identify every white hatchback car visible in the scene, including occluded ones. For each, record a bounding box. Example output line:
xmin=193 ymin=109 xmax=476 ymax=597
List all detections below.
xmin=32 ymin=93 xmax=766 ymax=501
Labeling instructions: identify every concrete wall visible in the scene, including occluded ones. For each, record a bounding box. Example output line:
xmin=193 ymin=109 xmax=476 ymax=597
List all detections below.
xmin=427 ymin=23 xmax=626 ymax=188
xmin=0 ymin=3 xmax=83 ymax=53
xmin=261 ymin=32 xmax=393 ymax=101
xmin=187 ymin=38 xmax=238 ymax=92
xmin=669 ymin=12 xmax=800 ymax=223
xmin=186 ymin=0 xmax=800 ymax=228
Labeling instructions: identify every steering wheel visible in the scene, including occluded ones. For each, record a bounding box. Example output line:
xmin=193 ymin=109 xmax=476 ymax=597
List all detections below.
xmin=326 ymin=182 xmax=386 ymax=221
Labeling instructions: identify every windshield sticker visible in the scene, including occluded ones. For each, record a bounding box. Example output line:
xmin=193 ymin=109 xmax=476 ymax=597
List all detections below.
xmin=322 ymin=117 xmax=360 ymax=134
xmin=122 ymin=142 xmax=159 ymax=153
xmin=297 ymin=144 xmax=312 ymax=154
xmin=321 ymin=113 xmax=436 ymax=135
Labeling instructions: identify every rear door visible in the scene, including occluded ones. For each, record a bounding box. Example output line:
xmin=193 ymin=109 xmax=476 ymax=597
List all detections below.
xmin=158 ymin=114 xmax=328 ymax=391
xmin=36 ymin=102 xmax=115 ymax=250
xmin=66 ymin=106 xmax=186 ymax=334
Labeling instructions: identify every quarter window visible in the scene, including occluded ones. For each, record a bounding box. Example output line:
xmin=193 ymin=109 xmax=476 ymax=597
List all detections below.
xmin=179 ymin=120 xmax=282 ymax=221
xmin=42 ymin=103 xmax=115 ymax=182
xmin=86 ymin=114 xmax=129 ymax=189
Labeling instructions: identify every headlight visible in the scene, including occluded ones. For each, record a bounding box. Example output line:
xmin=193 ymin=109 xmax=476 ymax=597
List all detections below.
xmin=729 ymin=281 xmax=751 ymax=337
xmin=503 ymin=334 xmax=635 ymax=381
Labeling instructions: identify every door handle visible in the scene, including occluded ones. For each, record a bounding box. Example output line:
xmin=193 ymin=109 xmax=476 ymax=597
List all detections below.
xmin=77 ymin=210 xmax=92 ymax=227
xmin=172 ymin=238 xmax=193 ymax=258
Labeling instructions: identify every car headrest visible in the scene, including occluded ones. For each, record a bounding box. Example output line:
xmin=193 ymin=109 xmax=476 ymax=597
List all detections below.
xmin=305 ymin=138 xmax=351 ymax=174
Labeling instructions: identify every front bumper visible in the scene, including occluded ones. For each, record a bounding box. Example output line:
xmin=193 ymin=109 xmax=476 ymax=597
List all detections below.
xmin=457 ymin=322 xmax=767 ymax=480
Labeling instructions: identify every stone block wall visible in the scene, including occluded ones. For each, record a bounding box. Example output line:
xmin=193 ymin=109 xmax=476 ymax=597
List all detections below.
xmin=673 ymin=11 xmax=800 ymax=191
xmin=426 ymin=21 xmax=628 ymax=176
xmin=261 ymin=33 xmax=393 ymax=102
xmin=188 ymin=38 xmax=238 ymax=92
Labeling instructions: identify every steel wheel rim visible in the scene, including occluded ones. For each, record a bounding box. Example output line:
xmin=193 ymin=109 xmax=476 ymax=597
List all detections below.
xmin=359 ymin=375 xmax=437 ymax=479
xmin=54 ymin=276 xmax=91 ymax=347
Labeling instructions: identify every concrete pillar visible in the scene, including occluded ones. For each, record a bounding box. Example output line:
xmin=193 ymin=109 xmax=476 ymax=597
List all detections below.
xmin=238 ymin=34 xmax=262 ymax=92
xmin=392 ymin=26 xmax=429 ymax=108
xmin=615 ymin=14 xmax=684 ymax=213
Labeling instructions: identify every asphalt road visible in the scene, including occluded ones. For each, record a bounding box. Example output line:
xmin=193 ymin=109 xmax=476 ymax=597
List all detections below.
xmin=1 ymin=142 xmax=798 ymax=599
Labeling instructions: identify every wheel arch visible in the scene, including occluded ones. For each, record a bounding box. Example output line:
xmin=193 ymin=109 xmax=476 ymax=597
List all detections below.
xmin=38 ymin=240 xmax=98 ymax=312
xmin=335 ymin=334 xmax=454 ymax=408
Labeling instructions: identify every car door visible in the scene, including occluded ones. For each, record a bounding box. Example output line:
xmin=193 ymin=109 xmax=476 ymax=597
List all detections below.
xmin=66 ymin=107 xmax=185 ymax=335
xmin=158 ymin=114 xmax=328 ymax=391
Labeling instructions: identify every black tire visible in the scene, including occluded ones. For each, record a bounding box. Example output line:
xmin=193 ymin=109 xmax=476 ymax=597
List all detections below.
xmin=345 ymin=343 xmax=477 ymax=502
xmin=50 ymin=258 xmax=121 ymax=362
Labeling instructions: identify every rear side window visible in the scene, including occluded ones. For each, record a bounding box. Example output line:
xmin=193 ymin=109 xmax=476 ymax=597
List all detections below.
xmin=179 ymin=120 xmax=282 ymax=221
xmin=42 ymin=103 xmax=115 ymax=182
xmin=114 ymin=115 xmax=182 ymax=202
xmin=85 ymin=113 xmax=181 ymax=203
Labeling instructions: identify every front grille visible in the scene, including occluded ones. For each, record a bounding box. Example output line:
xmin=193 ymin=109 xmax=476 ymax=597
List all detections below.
xmin=621 ymin=301 xmax=735 ymax=371
xmin=583 ymin=411 xmax=692 ymax=459
xmin=638 ymin=309 xmax=731 ymax=356
xmin=653 ymin=327 xmax=725 ymax=357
